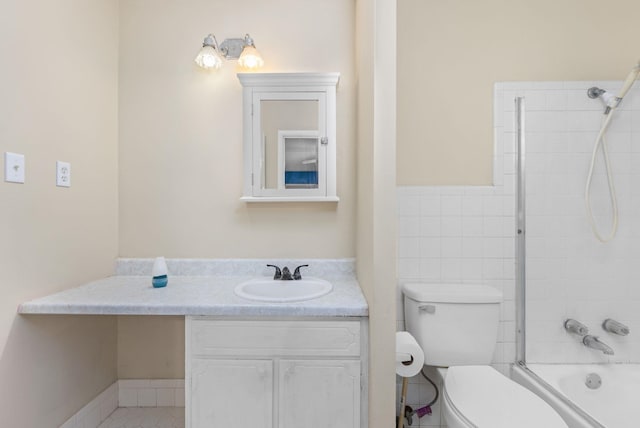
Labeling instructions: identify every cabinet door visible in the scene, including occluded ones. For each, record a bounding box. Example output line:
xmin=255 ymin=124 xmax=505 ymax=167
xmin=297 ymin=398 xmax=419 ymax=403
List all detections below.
xmin=238 ymin=73 xmax=340 ymax=202
xmin=191 ymin=359 xmax=273 ymax=428
xmin=279 ymin=359 xmax=360 ymax=428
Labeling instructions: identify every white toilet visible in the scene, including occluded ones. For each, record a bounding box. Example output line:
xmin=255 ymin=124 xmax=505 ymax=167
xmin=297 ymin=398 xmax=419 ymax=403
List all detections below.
xmin=402 ymin=283 xmax=567 ymax=428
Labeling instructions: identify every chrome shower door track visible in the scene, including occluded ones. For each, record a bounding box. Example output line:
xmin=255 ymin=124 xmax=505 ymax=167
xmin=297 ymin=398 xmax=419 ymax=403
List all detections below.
xmin=515 ymin=97 xmax=526 ymax=363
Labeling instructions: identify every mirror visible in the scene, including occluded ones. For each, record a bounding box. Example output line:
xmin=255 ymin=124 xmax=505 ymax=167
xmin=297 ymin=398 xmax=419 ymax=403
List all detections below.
xmin=238 ymin=73 xmax=339 ymax=202
xmin=261 ymin=100 xmax=319 ymax=190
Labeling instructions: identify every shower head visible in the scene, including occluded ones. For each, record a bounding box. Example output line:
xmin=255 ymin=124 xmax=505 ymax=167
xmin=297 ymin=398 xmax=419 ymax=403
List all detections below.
xmin=587 ymin=60 xmax=640 ymax=114
xmin=587 ymin=87 xmax=606 ymax=99
xmin=587 ymin=87 xmax=621 ymax=112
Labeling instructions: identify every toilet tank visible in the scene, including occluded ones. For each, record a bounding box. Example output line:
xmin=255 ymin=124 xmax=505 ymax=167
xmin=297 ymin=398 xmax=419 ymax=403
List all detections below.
xmin=402 ymin=283 xmax=502 ymax=367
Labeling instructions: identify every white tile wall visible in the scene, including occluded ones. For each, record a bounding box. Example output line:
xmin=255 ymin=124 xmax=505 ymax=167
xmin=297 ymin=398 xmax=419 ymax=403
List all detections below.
xmin=396 ymin=374 xmax=443 ymax=428
xmin=61 ymin=380 xmax=185 ymax=428
xmin=97 ymin=408 xmax=184 ymax=428
xmin=397 ymin=185 xmax=517 ymax=362
xmin=59 ymin=383 xmax=118 ymax=428
xmin=495 ymin=81 xmax=640 ymax=365
xmin=396 ymin=80 xmax=640 ymax=427
xmin=397 ymin=184 xmax=516 ymax=427
xmin=118 ymin=380 xmax=185 ymax=408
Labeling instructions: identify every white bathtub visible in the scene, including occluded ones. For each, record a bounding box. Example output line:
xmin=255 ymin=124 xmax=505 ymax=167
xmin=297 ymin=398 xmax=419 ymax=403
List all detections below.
xmin=512 ymin=362 xmax=640 ymax=428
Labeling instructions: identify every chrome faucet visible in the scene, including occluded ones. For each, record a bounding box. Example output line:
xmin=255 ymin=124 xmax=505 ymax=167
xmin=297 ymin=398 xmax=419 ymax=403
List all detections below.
xmin=293 ymin=264 xmax=308 ymax=280
xmin=582 ymin=335 xmax=615 ymax=355
xmin=266 ymin=264 xmax=309 ymax=280
xmin=602 ymin=318 xmax=630 ymax=336
xmin=281 ymin=267 xmax=293 ymax=280
xmin=267 ymin=264 xmax=282 ymax=280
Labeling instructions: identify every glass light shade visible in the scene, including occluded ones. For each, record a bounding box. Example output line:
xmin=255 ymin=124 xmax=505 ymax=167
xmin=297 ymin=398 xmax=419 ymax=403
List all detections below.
xmin=195 ymin=45 xmax=223 ymax=70
xmin=238 ymin=45 xmax=264 ymax=69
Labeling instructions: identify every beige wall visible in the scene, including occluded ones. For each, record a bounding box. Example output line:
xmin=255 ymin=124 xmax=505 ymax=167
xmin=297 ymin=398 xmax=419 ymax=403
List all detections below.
xmin=356 ymin=0 xmax=397 ymax=427
xmin=118 ymin=316 xmax=185 ymax=379
xmin=117 ymin=0 xmax=357 ymax=378
xmin=118 ymin=0 xmax=356 ymax=259
xmin=397 ymin=0 xmax=640 ymax=185
xmin=0 ymin=1 xmax=119 ymax=426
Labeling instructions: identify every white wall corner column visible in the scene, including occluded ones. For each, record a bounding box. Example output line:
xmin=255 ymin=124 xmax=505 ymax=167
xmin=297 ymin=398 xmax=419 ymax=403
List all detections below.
xmin=356 ymin=0 xmax=397 ymax=427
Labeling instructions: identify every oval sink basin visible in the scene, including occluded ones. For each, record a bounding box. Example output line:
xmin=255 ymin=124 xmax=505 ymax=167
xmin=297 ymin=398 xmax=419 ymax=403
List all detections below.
xmin=234 ymin=277 xmax=333 ymax=302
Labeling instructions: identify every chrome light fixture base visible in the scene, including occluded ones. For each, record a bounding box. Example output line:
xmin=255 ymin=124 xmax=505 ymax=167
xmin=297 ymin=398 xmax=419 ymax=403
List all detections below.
xmin=195 ymin=33 xmax=263 ymax=70
xmin=219 ymin=37 xmax=246 ymax=60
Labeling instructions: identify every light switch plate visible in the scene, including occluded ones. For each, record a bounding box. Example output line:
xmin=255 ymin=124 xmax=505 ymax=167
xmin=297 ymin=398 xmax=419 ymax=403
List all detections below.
xmin=56 ymin=161 xmax=71 ymax=187
xmin=4 ymin=152 xmax=25 ymax=183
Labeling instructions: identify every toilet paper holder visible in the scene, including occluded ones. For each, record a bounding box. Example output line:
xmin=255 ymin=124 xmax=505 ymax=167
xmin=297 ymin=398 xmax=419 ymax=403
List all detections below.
xmin=396 ymin=353 xmax=413 ymax=364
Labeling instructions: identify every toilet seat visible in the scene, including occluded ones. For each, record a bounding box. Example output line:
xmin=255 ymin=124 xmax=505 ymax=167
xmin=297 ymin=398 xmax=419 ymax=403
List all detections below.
xmin=443 ymin=366 xmax=567 ymax=428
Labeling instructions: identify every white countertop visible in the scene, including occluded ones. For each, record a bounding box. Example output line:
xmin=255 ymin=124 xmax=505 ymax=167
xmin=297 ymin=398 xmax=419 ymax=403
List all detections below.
xmin=18 ymin=275 xmax=368 ymax=317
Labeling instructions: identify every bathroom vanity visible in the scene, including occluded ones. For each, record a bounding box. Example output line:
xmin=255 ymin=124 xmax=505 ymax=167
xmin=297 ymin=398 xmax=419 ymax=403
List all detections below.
xmin=188 ymin=318 xmax=362 ymax=428
xmin=18 ymin=259 xmax=368 ymax=428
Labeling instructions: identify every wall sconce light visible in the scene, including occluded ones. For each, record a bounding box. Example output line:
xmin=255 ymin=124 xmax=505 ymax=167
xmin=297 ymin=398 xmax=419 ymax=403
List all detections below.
xmin=194 ymin=33 xmax=264 ymax=71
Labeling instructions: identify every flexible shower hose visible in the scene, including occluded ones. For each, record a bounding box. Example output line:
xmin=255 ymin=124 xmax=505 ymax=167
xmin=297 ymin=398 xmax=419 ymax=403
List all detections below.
xmin=585 ymin=111 xmax=618 ymax=243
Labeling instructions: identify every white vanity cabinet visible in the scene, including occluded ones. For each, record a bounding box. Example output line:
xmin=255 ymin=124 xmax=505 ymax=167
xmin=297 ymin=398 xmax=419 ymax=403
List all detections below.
xmin=190 ymin=358 xmax=273 ymax=426
xmin=278 ymin=359 xmax=361 ymax=428
xmin=186 ymin=317 xmax=365 ymax=428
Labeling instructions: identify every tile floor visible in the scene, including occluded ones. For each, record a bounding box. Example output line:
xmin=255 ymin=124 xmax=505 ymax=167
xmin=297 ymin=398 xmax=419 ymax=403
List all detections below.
xmin=97 ymin=408 xmax=184 ymax=428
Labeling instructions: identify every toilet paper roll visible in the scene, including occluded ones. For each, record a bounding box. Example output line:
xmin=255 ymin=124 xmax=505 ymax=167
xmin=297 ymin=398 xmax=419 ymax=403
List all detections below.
xmin=395 ymin=331 xmax=425 ymax=377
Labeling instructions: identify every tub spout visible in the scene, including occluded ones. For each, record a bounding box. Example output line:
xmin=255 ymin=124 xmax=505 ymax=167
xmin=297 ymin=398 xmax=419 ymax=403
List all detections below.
xmin=582 ymin=335 xmax=614 ymax=355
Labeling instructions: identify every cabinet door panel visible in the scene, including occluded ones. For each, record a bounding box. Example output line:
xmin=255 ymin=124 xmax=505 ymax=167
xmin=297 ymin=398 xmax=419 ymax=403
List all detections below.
xmin=191 ymin=359 xmax=272 ymax=428
xmin=279 ymin=359 xmax=360 ymax=428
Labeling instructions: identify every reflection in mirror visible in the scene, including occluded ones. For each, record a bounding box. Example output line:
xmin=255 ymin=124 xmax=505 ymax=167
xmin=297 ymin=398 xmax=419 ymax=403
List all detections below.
xmin=280 ymin=131 xmax=319 ymax=189
xmin=260 ymin=100 xmax=319 ymax=190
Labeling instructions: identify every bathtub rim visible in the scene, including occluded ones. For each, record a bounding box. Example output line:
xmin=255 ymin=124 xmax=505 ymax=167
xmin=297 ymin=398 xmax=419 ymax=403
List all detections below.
xmin=511 ymin=361 xmax=605 ymax=428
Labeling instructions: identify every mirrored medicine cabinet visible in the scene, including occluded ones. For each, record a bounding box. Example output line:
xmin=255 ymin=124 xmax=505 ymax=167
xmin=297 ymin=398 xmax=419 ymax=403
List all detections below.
xmin=238 ymin=73 xmax=340 ymax=202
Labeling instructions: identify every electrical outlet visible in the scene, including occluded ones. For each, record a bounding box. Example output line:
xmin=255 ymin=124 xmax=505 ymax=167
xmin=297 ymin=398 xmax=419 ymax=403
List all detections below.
xmin=4 ymin=152 xmax=25 ymax=183
xmin=56 ymin=161 xmax=71 ymax=187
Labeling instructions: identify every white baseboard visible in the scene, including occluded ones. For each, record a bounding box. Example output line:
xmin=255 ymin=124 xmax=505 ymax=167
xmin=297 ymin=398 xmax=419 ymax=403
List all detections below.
xmin=118 ymin=379 xmax=185 ymax=408
xmin=60 ymin=382 xmax=118 ymax=428
xmin=60 ymin=379 xmax=185 ymax=428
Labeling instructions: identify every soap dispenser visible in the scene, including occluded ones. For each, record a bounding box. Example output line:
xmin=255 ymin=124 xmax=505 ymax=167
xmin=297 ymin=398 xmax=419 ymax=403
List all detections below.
xmin=152 ymin=257 xmax=168 ymax=288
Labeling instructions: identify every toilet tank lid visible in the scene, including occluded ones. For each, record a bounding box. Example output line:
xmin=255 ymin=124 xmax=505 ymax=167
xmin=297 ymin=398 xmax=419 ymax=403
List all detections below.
xmin=402 ymin=283 xmax=502 ymax=303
